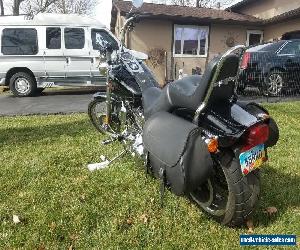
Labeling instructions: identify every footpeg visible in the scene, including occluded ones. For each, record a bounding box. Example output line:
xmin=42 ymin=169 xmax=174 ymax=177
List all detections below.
xmin=102 ymin=138 xmax=116 ymax=145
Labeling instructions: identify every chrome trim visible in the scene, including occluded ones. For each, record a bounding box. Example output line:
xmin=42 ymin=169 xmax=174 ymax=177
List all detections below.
xmin=0 ymin=78 xmax=5 ymax=85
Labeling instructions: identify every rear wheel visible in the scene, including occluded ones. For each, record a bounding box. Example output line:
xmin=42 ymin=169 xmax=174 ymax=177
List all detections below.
xmin=9 ymin=72 xmax=37 ymax=97
xmin=190 ymin=156 xmax=260 ymax=227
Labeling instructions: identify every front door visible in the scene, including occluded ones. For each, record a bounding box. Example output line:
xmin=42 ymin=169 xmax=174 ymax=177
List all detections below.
xmin=63 ymin=27 xmax=91 ymax=84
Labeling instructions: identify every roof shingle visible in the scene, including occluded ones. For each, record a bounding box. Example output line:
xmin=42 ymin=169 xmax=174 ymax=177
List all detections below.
xmin=113 ymin=1 xmax=262 ymax=24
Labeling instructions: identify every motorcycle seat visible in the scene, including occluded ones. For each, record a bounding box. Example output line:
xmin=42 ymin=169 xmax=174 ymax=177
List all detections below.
xmin=143 ymin=54 xmax=239 ymax=119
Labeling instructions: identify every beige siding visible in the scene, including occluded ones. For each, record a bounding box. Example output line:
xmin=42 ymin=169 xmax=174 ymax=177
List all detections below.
xmin=127 ymin=19 xmax=172 ymax=85
xmin=235 ymin=0 xmax=300 ymax=20
xmin=264 ymin=17 xmax=300 ymax=41
xmin=210 ymin=24 xmax=252 ymax=59
xmin=114 ymin=15 xmax=259 ymax=84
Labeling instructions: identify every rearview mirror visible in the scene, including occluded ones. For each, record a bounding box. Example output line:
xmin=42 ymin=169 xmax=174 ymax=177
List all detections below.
xmin=132 ymin=0 xmax=143 ymax=8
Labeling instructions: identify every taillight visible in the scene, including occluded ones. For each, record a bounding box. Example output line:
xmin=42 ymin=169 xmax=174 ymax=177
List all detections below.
xmin=242 ymin=124 xmax=269 ymax=152
xmin=240 ymin=52 xmax=251 ymax=69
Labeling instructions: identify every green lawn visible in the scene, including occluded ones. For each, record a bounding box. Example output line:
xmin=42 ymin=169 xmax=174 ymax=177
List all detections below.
xmin=0 ymin=102 xmax=299 ymax=249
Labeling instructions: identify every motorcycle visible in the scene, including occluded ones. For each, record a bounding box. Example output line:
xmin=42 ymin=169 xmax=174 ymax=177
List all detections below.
xmin=88 ymin=0 xmax=279 ymax=227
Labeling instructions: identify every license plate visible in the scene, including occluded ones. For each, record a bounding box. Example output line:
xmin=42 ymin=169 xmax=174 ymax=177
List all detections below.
xmin=239 ymin=144 xmax=265 ymax=175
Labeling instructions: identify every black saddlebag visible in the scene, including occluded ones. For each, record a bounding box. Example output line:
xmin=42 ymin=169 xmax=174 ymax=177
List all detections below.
xmin=143 ymin=112 xmax=213 ymax=196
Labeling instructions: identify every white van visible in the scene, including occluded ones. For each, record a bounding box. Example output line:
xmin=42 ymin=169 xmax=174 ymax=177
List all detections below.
xmin=0 ymin=14 xmax=120 ymax=96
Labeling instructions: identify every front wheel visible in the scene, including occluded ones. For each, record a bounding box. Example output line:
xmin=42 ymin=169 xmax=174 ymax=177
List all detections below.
xmin=190 ymin=156 xmax=260 ymax=227
xmin=88 ymin=99 xmax=121 ymax=134
xmin=9 ymin=72 xmax=37 ymax=97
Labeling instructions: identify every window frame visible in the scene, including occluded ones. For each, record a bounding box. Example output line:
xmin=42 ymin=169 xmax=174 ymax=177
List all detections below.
xmin=1 ymin=27 xmax=39 ymax=55
xmin=173 ymin=24 xmax=209 ymax=58
xmin=246 ymin=30 xmax=264 ymax=46
xmin=64 ymin=27 xmax=85 ymax=50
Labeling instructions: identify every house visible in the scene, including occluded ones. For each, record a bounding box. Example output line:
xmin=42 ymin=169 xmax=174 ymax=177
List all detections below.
xmin=111 ymin=0 xmax=300 ymax=85
xmin=228 ymin=0 xmax=300 ymax=40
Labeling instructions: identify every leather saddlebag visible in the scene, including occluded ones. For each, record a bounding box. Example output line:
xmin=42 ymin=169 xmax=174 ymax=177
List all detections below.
xmin=143 ymin=112 xmax=213 ymax=196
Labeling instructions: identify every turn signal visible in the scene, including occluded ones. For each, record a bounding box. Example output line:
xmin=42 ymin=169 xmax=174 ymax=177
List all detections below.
xmin=206 ymin=138 xmax=219 ymax=153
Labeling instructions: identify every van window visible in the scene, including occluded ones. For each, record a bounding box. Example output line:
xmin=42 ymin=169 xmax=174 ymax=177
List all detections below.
xmin=64 ymin=28 xmax=85 ymax=49
xmin=46 ymin=27 xmax=61 ymax=49
xmin=1 ymin=28 xmax=38 ymax=55
xmin=91 ymin=29 xmax=118 ymax=51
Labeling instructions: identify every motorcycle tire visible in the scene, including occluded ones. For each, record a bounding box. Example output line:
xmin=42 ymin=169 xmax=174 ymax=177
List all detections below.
xmin=190 ymin=156 xmax=260 ymax=227
xmin=88 ymin=99 xmax=121 ymax=134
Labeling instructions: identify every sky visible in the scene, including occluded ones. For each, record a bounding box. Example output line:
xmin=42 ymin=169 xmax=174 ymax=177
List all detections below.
xmin=95 ymin=0 xmax=242 ymax=28
xmin=95 ymin=0 xmax=154 ymax=27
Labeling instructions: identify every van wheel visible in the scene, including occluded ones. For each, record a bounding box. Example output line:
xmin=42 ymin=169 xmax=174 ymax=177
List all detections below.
xmin=9 ymin=72 xmax=37 ymax=97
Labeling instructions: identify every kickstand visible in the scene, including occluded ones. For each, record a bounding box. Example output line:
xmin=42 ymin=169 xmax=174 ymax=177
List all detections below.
xmin=106 ymin=149 xmax=127 ymax=166
xmin=159 ymin=167 xmax=166 ymax=208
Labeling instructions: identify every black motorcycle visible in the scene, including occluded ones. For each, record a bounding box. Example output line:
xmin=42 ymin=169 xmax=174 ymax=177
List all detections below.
xmin=88 ymin=14 xmax=279 ymax=227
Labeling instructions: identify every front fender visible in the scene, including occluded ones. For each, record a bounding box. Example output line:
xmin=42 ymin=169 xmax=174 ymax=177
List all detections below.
xmin=92 ymin=92 xmax=107 ymax=101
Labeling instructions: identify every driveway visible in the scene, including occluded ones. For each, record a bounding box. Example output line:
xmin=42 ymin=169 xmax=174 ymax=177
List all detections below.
xmin=0 ymin=88 xmax=103 ymax=116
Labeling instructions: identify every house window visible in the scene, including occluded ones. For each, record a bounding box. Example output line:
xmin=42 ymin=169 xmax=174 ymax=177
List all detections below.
xmin=247 ymin=30 xmax=263 ymax=46
xmin=174 ymin=25 xmax=209 ymax=57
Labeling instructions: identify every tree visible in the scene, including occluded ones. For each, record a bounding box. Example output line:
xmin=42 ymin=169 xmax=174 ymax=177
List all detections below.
xmin=13 ymin=0 xmax=26 ymax=15
xmin=52 ymin=0 xmax=97 ymax=15
xmin=22 ymin=0 xmax=59 ymax=16
xmin=2 ymin=0 xmax=97 ymax=16
xmin=0 ymin=0 xmax=4 ymax=16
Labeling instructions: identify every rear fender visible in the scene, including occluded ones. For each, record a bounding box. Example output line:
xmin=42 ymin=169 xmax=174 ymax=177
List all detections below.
xmin=92 ymin=92 xmax=120 ymax=103
xmin=201 ymin=103 xmax=260 ymax=147
xmin=238 ymin=101 xmax=279 ymax=147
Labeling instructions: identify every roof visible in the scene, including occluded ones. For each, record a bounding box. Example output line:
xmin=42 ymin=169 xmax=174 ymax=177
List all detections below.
xmin=111 ymin=1 xmax=262 ymax=27
xmin=265 ymin=6 xmax=300 ymax=24
xmin=226 ymin=0 xmax=257 ymax=12
xmin=0 ymin=13 xmax=105 ymax=27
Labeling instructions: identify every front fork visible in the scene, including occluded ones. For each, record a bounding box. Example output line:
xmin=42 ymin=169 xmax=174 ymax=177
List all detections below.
xmin=105 ymin=78 xmax=113 ymax=125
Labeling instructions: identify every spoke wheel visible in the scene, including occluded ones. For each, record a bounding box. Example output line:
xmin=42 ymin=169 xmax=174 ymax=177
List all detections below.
xmin=267 ymin=72 xmax=284 ymax=96
xmin=88 ymin=100 xmax=120 ymax=134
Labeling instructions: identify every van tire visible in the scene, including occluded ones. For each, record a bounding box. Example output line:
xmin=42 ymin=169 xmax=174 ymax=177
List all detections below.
xmin=9 ymin=72 xmax=37 ymax=97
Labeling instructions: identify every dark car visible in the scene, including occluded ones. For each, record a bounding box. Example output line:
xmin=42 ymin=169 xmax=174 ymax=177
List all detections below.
xmin=238 ymin=40 xmax=300 ymax=96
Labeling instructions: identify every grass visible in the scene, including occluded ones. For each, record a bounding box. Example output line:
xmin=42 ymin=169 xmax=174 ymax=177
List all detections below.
xmin=0 ymin=102 xmax=299 ymax=249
